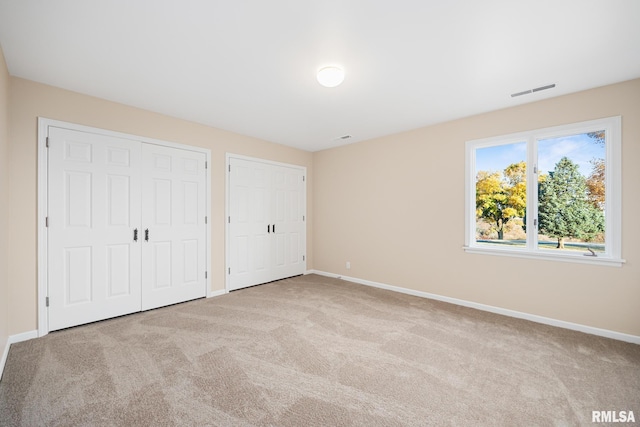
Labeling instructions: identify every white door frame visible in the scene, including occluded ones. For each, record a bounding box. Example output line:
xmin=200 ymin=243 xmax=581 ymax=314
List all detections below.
xmin=225 ymin=153 xmax=307 ymax=293
xmin=37 ymin=117 xmax=212 ymax=337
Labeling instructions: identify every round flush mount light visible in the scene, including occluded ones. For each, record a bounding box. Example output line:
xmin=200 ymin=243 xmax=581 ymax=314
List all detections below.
xmin=317 ymin=66 xmax=345 ymax=88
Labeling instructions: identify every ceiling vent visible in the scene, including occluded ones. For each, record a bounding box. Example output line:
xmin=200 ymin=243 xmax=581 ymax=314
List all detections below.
xmin=511 ymin=83 xmax=556 ymax=98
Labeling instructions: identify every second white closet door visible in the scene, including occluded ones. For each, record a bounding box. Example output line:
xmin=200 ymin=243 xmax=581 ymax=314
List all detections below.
xmin=228 ymin=157 xmax=305 ymax=291
xmin=141 ymin=144 xmax=207 ymax=310
xmin=270 ymin=164 xmax=306 ymax=281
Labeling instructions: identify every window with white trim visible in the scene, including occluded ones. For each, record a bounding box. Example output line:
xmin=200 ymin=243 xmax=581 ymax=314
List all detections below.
xmin=464 ymin=116 xmax=623 ymax=266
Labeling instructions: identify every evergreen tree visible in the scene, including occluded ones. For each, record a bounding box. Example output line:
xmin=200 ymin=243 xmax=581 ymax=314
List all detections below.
xmin=538 ymin=157 xmax=604 ymax=248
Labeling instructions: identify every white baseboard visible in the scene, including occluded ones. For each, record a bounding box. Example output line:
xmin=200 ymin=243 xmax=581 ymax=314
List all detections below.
xmin=309 ymin=270 xmax=640 ymax=345
xmin=0 ymin=329 xmax=38 ymax=381
xmin=0 ymin=338 xmax=8 ymax=381
xmin=9 ymin=330 xmax=39 ymax=344
xmin=208 ymin=289 xmax=227 ymax=298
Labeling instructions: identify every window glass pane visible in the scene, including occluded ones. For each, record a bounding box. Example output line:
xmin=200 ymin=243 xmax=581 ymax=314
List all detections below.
xmin=537 ymin=131 xmax=605 ymax=253
xmin=475 ymin=142 xmax=527 ymax=248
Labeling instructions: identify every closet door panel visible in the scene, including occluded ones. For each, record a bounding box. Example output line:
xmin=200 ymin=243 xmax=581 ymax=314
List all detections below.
xmin=228 ymin=158 xmax=272 ymax=290
xmin=141 ymin=144 xmax=206 ymax=310
xmin=270 ymin=165 xmax=306 ymax=281
xmin=48 ymin=128 xmax=142 ymax=331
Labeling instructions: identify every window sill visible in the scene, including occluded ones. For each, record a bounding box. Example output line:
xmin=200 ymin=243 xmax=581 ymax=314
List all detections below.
xmin=463 ymin=246 xmax=625 ymax=267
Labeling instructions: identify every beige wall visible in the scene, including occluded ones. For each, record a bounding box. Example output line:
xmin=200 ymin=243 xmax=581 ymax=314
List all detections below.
xmin=0 ymin=46 xmax=10 ymax=365
xmin=4 ymin=70 xmax=639 ymax=339
xmin=8 ymin=77 xmax=314 ymax=335
xmin=313 ymin=79 xmax=640 ymax=336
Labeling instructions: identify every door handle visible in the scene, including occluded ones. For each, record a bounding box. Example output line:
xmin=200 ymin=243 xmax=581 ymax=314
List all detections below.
xmin=272 ymin=224 xmax=275 ymax=233
xmin=145 ymin=229 xmax=149 ymax=242
xmin=133 ymin=228 xmax=138 ymax=242
xmin=267 ymin=224 xmax=270 ymax=233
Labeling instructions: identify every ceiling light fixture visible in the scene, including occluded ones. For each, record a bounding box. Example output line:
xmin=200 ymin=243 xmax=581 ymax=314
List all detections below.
xmin=317 ymin=66 xmax=345 ymax=88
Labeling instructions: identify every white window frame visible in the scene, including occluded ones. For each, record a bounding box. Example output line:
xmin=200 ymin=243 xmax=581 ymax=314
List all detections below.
xmin=464 ymin=116 xmax=624 ymax=267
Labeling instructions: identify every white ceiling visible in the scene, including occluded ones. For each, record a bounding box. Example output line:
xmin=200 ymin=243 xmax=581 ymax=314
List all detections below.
xmin=1 ymin=1 xmax=639 ymax=152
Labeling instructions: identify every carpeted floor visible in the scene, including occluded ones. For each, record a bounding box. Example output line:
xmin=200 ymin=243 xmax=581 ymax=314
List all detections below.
xmin=1 ymin=274 xmax=639 ymax=426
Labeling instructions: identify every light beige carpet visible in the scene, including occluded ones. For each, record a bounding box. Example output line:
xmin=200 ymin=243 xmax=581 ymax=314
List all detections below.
xmin=1 ymin=274 xmax=639 ymax=426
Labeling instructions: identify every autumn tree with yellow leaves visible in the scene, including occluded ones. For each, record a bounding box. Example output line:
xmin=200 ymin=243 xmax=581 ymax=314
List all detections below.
xmin=475 ymin=161 xmax=527 ymax=240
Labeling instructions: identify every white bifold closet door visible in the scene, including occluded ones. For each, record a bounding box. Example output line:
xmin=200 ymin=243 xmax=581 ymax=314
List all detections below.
xmin=48 ymin=128 xmax=143 ymax=331
xmin=228 ymin=157 xmax=306 ymax=291
xmin=47 ymin=128 xmax=206 ymax=331
xmin=141 ymin=144 xmax=206 ymax=310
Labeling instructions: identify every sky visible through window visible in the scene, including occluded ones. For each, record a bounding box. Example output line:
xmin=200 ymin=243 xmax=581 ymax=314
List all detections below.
xmin=475 ymin=133 xmax=604 ymax=177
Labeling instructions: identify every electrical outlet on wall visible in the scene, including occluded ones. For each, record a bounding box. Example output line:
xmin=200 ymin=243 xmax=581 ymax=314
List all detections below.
xmin=346 ymin=261 xmax=351 ymax=270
